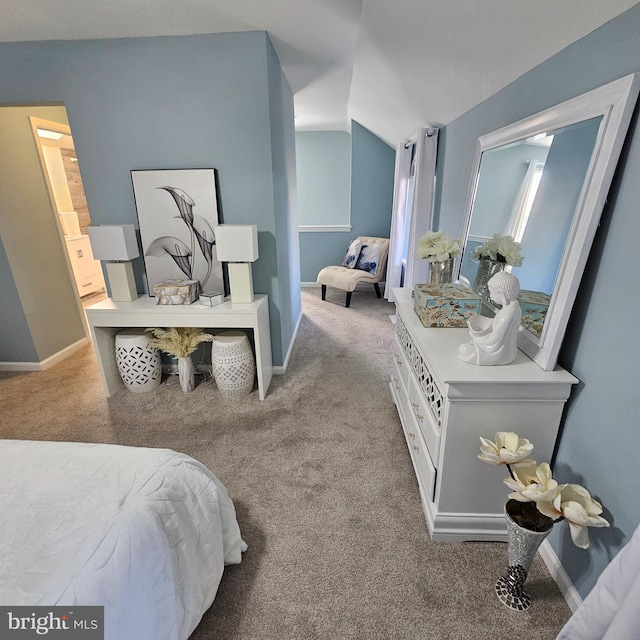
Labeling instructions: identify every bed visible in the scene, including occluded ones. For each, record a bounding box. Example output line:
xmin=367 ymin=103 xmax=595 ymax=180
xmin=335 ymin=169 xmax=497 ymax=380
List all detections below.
xmin=0 ymin=439 xmax=246 ymax=639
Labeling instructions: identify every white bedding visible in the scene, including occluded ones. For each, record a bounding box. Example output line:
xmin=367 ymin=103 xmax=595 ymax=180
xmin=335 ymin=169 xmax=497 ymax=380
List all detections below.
xmin=0 ymin=439 xmax=246 ymax=640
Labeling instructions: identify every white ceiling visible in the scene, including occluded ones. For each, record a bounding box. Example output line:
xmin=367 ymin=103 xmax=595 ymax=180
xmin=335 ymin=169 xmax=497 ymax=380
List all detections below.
xmin=2 ymin=0 xmax=638 ymax=146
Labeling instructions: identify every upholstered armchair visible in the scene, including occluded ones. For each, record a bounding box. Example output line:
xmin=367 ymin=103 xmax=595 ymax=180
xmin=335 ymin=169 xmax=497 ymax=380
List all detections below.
xmin=316 ymin=236 xmax=389 ymax=308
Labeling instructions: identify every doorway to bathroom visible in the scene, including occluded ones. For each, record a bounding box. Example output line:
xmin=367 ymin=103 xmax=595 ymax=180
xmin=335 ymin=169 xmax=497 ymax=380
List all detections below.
xmin=31 ymin=117 xmax=107 ymax=316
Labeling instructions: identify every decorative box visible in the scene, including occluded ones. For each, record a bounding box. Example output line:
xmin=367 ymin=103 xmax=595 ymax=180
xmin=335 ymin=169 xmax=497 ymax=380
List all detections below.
xmin=518 ymin=290 xmax=551 ymax=338
xmin=153 ymin=279 xmax=200 ymax=305
xmin=199 ymin=291 xmax=225 ymax=307
xmin=413 ymin=283 xmax=482 ymax=328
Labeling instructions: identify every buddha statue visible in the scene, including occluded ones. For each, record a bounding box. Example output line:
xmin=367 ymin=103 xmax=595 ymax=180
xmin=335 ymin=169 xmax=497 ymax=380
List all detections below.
xmin=457 ymin=271 xmax=522 ymax=366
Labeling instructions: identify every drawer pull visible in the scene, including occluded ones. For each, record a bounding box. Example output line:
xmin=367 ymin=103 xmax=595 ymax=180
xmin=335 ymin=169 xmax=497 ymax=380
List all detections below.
xmin=394 ymin=354 xmax=403 ymax=366
xmin=408 ymin=432 xmax=416 ymax=439
xmin=413 ymin=445 xmax=420 ymax=453
xmin=411 ymin=402 xmax=419 ymax=409
xmin=415 ymin=413 xmax=424 ymax=422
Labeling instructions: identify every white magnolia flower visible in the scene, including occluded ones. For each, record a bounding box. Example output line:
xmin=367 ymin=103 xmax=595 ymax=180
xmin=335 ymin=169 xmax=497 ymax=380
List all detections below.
xmin=477 ymin=431 xmax=534 ymax=466
xmin=415 ymin=230 xmax=461 ymax=262
xmin=537 ymin=484 xmax=609 ymax=549
xmin=472 ymin=233 xmax=524 ymax=267
xmin=504 ymin=462 xmax=560 ymax=503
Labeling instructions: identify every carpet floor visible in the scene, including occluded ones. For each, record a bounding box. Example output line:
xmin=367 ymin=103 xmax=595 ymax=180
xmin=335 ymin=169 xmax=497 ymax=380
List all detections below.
xmin=0 ymin=287 xmax=571 ymax=639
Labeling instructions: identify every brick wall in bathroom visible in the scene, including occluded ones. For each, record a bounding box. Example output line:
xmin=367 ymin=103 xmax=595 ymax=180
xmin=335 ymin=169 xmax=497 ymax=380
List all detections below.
xmin=61 ymin=148 xmax=91 ymax=233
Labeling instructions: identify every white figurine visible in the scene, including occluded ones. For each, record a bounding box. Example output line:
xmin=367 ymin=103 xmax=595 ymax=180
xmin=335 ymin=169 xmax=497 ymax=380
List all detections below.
xmin=457 ymin=271 xmax=522 ymax=366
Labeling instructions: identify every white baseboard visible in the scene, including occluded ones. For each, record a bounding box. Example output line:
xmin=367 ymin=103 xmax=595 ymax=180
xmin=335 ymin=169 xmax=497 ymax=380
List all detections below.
xmin=539 ymin=540 xmax=583 ymax=613
xmin=272 ymin=307 xmax=303 ymax=375
xmin=0 ymin=338 xmax=89 ymax=372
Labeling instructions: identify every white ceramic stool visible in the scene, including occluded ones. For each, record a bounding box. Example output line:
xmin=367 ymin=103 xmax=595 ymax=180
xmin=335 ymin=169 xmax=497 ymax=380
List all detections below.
xmin=211 ymin=331 xmax=255 ymax=398
xmin=115 ymin=329 xmax=162 ymax=393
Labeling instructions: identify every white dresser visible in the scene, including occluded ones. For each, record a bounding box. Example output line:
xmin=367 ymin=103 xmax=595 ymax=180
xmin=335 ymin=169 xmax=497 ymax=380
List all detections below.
xmin=390 ymin=288 xmax=577 ymax=542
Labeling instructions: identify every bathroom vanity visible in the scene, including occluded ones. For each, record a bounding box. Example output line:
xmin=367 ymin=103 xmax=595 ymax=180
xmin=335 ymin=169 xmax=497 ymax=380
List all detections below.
xmin=65 ymin=234 xmax=105 ymax=297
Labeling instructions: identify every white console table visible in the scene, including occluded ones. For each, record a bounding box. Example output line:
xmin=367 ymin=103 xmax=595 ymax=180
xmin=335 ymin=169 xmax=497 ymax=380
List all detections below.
xmin=86 ymin=294 xmax=273 ymax=400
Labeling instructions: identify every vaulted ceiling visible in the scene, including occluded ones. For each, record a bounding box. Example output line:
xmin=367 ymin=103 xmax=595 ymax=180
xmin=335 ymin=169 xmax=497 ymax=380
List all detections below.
xmin=2 ymin=0 xmax=638 ymax=145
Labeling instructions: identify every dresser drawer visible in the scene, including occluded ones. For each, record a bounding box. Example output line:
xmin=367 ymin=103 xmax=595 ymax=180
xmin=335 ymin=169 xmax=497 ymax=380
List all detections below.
xmin=392 ymin=335 xmax=410 ymax=389
xmin=406 ymin=424 xmax=436 ymax=503
xmin=408 ymin=374 xmax=441 ymax=466
xmin=76 ymin=272 xmax=104 ymax=296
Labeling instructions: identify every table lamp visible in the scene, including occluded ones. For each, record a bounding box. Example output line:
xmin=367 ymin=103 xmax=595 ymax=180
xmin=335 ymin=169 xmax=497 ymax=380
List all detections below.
xmin=87 ymin=224 xmax=140 ymax=301
xmin=214 ymin=224 xmax=259 ymax=304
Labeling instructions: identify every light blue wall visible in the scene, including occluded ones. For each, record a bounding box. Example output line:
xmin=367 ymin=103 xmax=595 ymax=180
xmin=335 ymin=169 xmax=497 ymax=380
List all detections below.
xmin=0 ymin=32 xmax=298 ymax=367
xmin=299 ymin=121 xmax=395 ymax=283
xmin=296 ymin=131 xmax=351 ymax=226
xmin=436 ymin=4 xmax=640 ymax=598
xmin=266 ymin=35 xmax=301 ymax=361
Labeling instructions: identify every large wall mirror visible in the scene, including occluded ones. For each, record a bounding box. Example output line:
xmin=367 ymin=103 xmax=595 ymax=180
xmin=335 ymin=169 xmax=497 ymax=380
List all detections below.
xmin=457 ymin=73 xmax=639 ymax=371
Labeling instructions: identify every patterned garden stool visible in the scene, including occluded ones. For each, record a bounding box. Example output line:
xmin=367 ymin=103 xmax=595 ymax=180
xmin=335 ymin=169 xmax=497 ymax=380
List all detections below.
xmin=115 ymin=329 xmax=162 ymax=393
xmin=211 ymin=331 xmax=255 ymax=398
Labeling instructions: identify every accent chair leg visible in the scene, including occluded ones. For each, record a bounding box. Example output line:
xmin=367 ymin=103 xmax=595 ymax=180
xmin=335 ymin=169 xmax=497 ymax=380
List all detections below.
xmin=345 ymin=291 xmax=352 ymax=308
xmin=321 ymin=284 xmax=327 ymax=301
xmin=374 ymin=282 xmax=381 ymax=298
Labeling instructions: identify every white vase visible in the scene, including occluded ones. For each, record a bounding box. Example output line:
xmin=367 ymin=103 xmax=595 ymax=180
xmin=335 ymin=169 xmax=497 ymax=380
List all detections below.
xmin=177 ymin=356 xmax=195 ymax=394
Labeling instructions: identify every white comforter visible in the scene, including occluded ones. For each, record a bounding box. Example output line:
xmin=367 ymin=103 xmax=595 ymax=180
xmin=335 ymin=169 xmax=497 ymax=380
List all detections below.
xmin=0 ymin=440 xmax=246 ymax=640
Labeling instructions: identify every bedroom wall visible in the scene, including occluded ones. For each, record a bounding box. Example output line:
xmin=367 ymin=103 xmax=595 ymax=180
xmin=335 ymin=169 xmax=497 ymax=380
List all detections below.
xmin=296 ymin=131 xmax=351 ymax=227
xmin=299 ymin=121 xmax=395 ymax=283
xmin=0 ymin=105 xmax=85 ymax=363
xmin=435 ymin=3 xmax=640 ymax=598
xmin=0 ymin=31 xmax=299 ymax=368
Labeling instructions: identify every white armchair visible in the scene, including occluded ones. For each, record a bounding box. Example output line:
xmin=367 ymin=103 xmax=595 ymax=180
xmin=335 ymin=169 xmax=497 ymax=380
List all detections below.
xmin=317 ymin=236 xmax=389 ymax=308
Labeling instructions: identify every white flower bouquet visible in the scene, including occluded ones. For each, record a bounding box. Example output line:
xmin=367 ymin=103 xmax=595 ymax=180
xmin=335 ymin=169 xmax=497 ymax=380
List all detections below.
xmin=478 ymin=431 xmax=609 ymax=548
xmin=472 ymin=233 xmax=524 ymax=267
xmin=414 ymin=230 xmax=461 ymax=263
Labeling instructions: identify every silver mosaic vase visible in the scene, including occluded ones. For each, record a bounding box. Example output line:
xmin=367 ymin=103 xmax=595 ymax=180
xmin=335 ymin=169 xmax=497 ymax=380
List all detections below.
xmin=495 ymin=499 xmax=553 ymax=611
xmin=472 ymin=258 xmax=506 ymax=300
xmin=426 ymin=258 xmax=454 ymax=286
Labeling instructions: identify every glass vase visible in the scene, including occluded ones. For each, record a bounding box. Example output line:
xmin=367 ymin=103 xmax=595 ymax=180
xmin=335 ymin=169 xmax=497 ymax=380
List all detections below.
xmin=495 ymin=499 xmax=554 ymax=611
xmin=472 ymin=258 xmax=506 ymax=300
xmin=426 ymin=258 xmax=454 ymax=286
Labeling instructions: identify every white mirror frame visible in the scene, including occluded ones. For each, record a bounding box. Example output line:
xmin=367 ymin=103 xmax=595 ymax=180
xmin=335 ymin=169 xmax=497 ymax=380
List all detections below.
xmin=458 ymin=73 xmax=639 ymax=371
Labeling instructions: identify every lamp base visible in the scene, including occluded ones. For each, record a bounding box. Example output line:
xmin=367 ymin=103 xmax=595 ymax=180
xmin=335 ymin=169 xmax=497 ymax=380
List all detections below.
xmin=106 ymin=261 xmax=138 ymax=302
xmin=227 ymin=262 xmax=254 ymax=304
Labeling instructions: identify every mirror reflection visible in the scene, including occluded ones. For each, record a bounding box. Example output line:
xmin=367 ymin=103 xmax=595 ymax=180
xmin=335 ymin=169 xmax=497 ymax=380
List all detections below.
xmin=459 ymin=116 xmax=603 ymax=338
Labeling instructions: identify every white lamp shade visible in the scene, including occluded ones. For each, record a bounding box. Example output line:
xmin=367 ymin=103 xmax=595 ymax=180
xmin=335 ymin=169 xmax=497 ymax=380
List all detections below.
xmin=87 ymin=225 xmax=140 ymax=261
xmin=215 ymin=224 xmax=259 ymax=262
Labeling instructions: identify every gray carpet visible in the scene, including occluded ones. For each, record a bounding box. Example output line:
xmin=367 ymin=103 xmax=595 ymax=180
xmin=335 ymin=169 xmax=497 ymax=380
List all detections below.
xmin=0 ymin=287 xmax=571 ymax=639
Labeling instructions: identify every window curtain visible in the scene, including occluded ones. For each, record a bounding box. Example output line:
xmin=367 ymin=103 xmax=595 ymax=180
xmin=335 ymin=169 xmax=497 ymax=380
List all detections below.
xmin=506 ymin=160 xmax=539 ymax=242
xmin=384 ymin=142 xmax=414 ymax=300
xmin=403 ymin=128 xmax=439 ymax=290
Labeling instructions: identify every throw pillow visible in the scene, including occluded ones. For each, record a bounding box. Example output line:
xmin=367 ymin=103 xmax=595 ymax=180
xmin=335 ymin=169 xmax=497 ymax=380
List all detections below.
xmin=341 ymin=238 xmax=363 ymax=269
xmin=356 ymin=243 xmax=382 ymax=274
